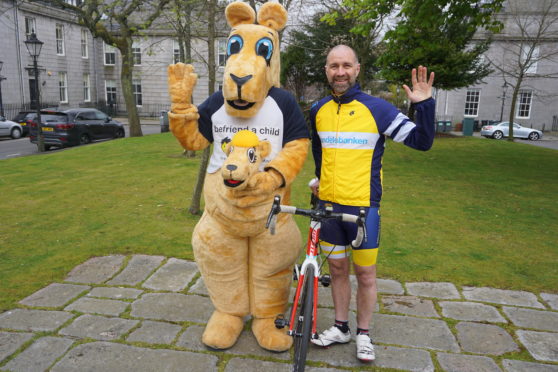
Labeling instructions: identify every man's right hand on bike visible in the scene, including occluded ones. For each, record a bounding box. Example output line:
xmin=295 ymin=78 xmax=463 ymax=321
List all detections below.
xmin=308 ymin=177 xmax=319 ymax=197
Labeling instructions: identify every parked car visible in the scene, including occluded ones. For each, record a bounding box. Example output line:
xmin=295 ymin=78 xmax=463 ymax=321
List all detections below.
xmin=29 ymin=108 xmax=125 ymax=150
xmin=0 ymin=116 xmax=24 ymax=139
xmin=480 ymin=121 xmax=543 ymax=141
xmin=11 ymin=111 xmax=36 ymax=136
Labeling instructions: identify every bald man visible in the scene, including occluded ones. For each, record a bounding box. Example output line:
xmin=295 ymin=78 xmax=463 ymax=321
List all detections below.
xmin=309 ymin=45 xmax=435 ymax=362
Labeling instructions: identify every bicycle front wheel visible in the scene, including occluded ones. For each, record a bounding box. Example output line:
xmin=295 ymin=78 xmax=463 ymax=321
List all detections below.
xmin=293 ymin=265 xmax=314 ymax=372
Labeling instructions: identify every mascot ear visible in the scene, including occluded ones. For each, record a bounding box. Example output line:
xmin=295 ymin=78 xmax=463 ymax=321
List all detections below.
xmin=226 ymin=2 xmax=256 ymax=28
xmin=257 ymin=2 xmax=287 ymax=31
xmin=259 ymin=141 xmax=272 ymax=159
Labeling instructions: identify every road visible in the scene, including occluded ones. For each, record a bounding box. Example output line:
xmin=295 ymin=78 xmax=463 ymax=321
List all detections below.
xmin=0 ymin=124 xmax=163 ymax=160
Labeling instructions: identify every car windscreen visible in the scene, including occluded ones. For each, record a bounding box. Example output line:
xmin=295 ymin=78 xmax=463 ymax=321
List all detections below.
xmin=41 ymin=114 xmax=68 ymax=124
xmin=12 ymin=113 xmax=31 ymax=121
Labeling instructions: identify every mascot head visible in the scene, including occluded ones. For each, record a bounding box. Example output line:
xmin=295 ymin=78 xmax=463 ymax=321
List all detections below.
xmin=221 ymin=130 xmax=271 ymax=190
xmin=223 ymin=1 xmax=287 ymax=118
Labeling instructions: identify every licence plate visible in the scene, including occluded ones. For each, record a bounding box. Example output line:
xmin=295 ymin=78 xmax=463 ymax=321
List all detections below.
xmin=20 ymin=122 xmax=27 ymax=126
xmin=42 ymin=127 xmax=54 ymax=132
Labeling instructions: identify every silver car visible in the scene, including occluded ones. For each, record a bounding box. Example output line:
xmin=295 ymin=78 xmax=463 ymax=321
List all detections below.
xmin=480 ymin=121 xmax=543 ymax=141
xmin=0 ymin=116 xmax=23 ymax=139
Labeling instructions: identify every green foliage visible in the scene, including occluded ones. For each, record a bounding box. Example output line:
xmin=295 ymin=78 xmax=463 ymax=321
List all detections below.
xmin=327 ymin=0 xmax=504 ymax=89
xmin=1 ymin=134 xmax=557 ymax=311
xmin=282 ymin=11 xmax=380 ymax=95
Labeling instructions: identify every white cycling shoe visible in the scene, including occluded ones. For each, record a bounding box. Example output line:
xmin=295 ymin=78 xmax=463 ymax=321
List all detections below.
xmin=356 ymin=334 xmax=375 ymax=362
xmin=311 ymin=325 xmax=351 ymax=347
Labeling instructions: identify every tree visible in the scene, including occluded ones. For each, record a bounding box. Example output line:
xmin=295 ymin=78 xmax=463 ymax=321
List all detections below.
xmin=332 ymin=0 xmax=503 ymax=90
xmin=47 ymin=0 xmax=172 ymax=137
xmin=281 ymin=10 xmax=382 ymax=98
xmin=485 ymin=0 xmax=558 ymax=141
xmin=188 ymin=0 xmax=219 ymax=215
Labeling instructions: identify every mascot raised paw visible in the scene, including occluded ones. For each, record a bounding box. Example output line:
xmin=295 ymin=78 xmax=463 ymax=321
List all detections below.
xmin=167 ymin=1 xmax=309 ymax=352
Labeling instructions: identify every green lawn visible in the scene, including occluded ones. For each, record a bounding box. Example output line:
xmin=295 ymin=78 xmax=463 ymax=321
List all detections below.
xmin=1 ymin=133 xmax=556 ymax=311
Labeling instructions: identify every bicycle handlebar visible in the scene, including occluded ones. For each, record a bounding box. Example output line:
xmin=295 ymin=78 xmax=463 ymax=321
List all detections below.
xmin=266 ymin=195 xmax=366 ymax=248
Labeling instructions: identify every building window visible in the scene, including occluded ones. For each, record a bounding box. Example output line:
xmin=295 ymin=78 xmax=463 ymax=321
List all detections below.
xmin=464 ymin=89 xmax=480 ymax=117
xmin=218 ymin=39 xmax=226 ymax=66
xmin=133 ymin=79 xmax=142 ymax=106
xmin=173 ymin=40 xmax=180 ymax=63
xmin=521 ymin=45 xmax=539 ymax=74
xmin=25 ymin=17 xmax=36 ymax=37
xmin=104 ymin=43 xmax=116 ymax=65
xmin=56 ymin=24 xmax=65 ymax=55
xmin=59 ymin=72 xmax=68 ymax=103
xmin=105 ymin=80 xmax=117 ymax=104
xmin=132 ymin=43 xmax=141 ymax=65
xmin=83 ymin=74 xmax=90 ymax=102
xmin=516 ymin=90 xmax=532 ymax=119
xmin=81 ymin=29 xmax=88 ymax=58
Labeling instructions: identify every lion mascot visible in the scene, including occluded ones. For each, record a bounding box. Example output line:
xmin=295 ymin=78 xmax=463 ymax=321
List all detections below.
xmin=167 ymin=1 xmax=309 ymax=352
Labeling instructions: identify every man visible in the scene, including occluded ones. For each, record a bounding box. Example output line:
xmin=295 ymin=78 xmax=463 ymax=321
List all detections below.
xmin=309 ymin=45 xmax=435 ymax=362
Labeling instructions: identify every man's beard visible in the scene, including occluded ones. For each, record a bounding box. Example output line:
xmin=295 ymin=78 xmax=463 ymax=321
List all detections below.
xmin=330 ymin=79 xmax=354 ymax=95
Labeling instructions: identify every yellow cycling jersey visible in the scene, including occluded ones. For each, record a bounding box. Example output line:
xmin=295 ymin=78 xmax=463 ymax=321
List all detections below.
xmin=310 ymin=84 xmax=435 ymax=207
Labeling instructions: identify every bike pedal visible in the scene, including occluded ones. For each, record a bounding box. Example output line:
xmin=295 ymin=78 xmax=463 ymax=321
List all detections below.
xmin=320 ymin=274 xmax=331 ymax=287
xmin=274 ymin=314 xmax=287 ymax=329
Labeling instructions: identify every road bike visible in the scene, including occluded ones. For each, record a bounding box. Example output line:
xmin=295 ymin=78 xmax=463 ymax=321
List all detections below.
xmin=266 ymin=195 xmax=365 ymax=372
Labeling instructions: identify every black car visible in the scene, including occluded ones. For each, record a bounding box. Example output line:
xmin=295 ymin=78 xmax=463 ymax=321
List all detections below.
xmin=11 ymin=111 xmax=35 ymax=136
xmin=29 ymin=108 xmax=125 ymax=150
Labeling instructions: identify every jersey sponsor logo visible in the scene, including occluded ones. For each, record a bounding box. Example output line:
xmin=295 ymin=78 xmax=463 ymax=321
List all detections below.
xmin=319 ymin=131 xmax=379 ymax=150
xmin=207 ymin=97 xmax=284 ymax=173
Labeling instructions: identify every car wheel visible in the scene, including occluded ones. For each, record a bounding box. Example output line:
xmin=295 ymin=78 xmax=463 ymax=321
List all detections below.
xmin=10 ymin=127 xmax=22 ymax=139
xmin=80 ymin=134 xmax=91 ymax=145
xmin=493 ymin=131 xmax=504 ymax=140
xmin=44 ymin=145 xmax=51 ymax=151
xmin=528 ymin=132 xmax=540 ymax=141
xmin=115 ymin=128 xmax=125 ymax=138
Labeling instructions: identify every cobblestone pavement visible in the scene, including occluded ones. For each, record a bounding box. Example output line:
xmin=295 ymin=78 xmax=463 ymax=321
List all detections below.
xmin=1 ymin=255 xmax=557 ymax=372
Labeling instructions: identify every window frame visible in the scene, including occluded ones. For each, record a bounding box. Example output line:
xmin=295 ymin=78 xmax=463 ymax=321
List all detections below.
xmin=59 ymin=72 xmax=68 ymax=103
xmin=105 ymin=80 xmax=117 ymax=104
xmin=132 ymin=43 xmax=142 ymax=66
xmin=516 ymin=90 xmax=533 ymax=119
xmin=25 ymin=17 xmax=36 ymax=37
xmin=83 ymin=74 xmax=91 ymax=102
xmin=173 ymin=40 xmax=181 ymax=64
xmin=132 ymin=79 xmax=143 ymax=107
xmin=521 ymin=44 xmax=540 ymax=74
xmin=56 ymin=24 xmax=65 ymax=56
xmin=464 ymin=88 xmax=481 ymax=117
xmin=104 ymin=43 xmax=116 ymax=66
xmin=218 ymin=39 xmax=227 ymax=67
xmin=81 ymin=29 xmax=89 ymax=59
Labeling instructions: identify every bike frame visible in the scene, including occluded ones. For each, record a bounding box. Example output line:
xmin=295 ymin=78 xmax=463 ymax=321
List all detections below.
xmin=288 ymin=219 xmax=321 ymax=338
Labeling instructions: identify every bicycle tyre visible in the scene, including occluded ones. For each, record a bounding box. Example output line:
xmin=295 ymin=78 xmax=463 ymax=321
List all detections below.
xmin=293 ymin=265 xmax=314 ymax=372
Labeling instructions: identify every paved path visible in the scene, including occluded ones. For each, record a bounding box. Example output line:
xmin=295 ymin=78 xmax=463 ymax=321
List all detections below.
xmin=1 ymin=255 xmax=557 ymax=372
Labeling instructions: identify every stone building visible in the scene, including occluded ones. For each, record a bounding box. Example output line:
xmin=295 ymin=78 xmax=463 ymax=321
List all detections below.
xmin=0 ymin=0 xmax=228 ymax=119
xmin=436 ymin=0 xmax=558 ymax=132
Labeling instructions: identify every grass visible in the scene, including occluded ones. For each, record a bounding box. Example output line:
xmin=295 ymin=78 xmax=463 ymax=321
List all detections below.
xmin=1 ymin=133 xmax=557 ymax=311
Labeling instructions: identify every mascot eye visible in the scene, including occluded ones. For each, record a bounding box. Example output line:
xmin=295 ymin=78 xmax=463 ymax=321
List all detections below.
xmin=227 ymin=35 xmax=243 ymax=56
xmin=255 ymin=38 xmax=273 ymax=62
xmin=247 ymin=148 xmax=257 ymax=163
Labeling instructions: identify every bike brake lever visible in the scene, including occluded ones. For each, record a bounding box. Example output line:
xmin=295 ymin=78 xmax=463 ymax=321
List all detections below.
xmin=265 ymin=195 xmax=281 ymax=234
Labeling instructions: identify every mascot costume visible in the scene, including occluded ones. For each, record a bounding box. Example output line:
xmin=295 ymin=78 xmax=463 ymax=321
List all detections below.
xmin=167 ymin=1 xmax=309 ymax=352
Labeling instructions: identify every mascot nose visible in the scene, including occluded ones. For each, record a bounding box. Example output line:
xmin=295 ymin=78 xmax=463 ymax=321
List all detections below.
xmin=230 ymin=73 xmax=253 ymax=87
xmin=226 ymin=164 xmax=238 ymax=171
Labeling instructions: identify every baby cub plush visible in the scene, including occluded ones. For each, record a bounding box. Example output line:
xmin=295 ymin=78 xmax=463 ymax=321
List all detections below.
xmin=167 ymin=2 xmax=309 ymax=351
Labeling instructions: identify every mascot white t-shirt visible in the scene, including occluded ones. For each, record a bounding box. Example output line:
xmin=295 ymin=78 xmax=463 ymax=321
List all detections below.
xmin=197 ymin=87 xmax=309 ymax=173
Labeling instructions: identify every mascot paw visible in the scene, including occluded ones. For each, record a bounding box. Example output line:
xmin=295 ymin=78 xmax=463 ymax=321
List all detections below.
xmin=246 ymin=170 xmax=283 ymax=195
xmin=252 ymin=318 xmax=293 ymax=352
xmin=168 ymin=63 xmax=198 ymax=113
xmin=202 ymin=311 xmax=244 ymax=350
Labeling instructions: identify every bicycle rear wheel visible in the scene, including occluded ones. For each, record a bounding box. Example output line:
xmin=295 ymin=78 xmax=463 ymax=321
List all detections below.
xmin=293 ymin=265 xmax=314 ymax=372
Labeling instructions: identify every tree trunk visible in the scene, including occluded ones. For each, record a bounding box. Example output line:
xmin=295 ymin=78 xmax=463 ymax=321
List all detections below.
xmin=189 ymin=0 xmax=216 ymax=215
xmin=507 ymin=78 xmax=523 ymax=142
xmin=119 ymin=38 xmax=143 ymax=137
